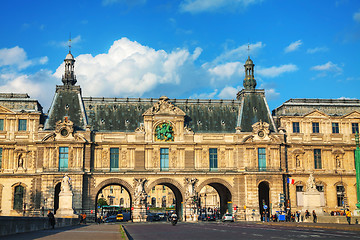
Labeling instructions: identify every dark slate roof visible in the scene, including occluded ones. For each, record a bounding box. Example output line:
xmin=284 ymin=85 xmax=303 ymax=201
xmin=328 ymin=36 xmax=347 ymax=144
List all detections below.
xmin=237 ymin=89 xmax=276 ymax=132
xmin=0 ymin=93 xmax=43 ymax=113
xmin=273 ymin=98 xmax=360 ymax=117
xmin=44 ymin=85 xmax=87 ymax=130
xmin=83 ymin=97 xmax=241 ymax=133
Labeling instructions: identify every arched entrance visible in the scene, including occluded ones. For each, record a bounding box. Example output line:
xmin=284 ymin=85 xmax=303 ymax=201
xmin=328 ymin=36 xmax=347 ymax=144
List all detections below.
xmin=54 ymin=182 xmax=61 ymax=214
xmin=146 ymin=179 xmax=184 ymax=220
xmin=197 ymin=179 xmax=233 ymax=216
xmin=94 ymin=178 xmax=134 ymax=222
xmin=258 ymin=181 xmax=270 ymax=219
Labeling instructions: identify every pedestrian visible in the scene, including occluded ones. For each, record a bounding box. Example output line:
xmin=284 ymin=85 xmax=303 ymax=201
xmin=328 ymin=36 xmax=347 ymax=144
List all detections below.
xmin=312 ymin=210 xmax=317 ymax=223
xmin=305 ymin=210 xmax=310 ymax=219
xmin=47 ymin=210 xmax=55 ymax=229
xmin=83 ymin=212 xmax=87 ymax=224
xmin=296 ymin=211 xmax=300 ymax=223
xmin=345 ymin=208 xmax=351 ymax=225
xmin=79 ymin=213 xmax=83 ymax=224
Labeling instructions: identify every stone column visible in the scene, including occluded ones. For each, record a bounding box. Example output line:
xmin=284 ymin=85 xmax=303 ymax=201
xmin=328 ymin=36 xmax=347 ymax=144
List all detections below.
xmin=354 ymin=133 xmax=360 ymax=216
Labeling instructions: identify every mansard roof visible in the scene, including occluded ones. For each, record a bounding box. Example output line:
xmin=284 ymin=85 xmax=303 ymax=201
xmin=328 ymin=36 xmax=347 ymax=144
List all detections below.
xmin=0 ymin=93 xmax=43 ymax=113
xmin=83 ymin=97 xmax=241 ymax=133
xmin=273 ymin=98 xmax=360 ymax=117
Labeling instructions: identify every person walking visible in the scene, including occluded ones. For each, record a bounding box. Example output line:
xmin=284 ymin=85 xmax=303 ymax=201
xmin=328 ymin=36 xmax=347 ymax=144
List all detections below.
xmin=345 ymin=209 xmax=351 ymax=225
xmin=312 ymin=210 xmax=317 ymax=223
xmin=47 ymin=210 xmax=55 ymax=229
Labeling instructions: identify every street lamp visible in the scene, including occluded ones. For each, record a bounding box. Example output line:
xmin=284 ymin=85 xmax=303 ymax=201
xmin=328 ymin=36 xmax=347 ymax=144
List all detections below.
xmin=204 ymin=193 xmax=207 ymax=219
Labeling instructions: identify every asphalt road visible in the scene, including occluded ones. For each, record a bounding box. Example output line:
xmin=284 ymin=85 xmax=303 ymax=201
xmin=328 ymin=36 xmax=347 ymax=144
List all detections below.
xmin=124 ymin=222 xmax=360 ymax=240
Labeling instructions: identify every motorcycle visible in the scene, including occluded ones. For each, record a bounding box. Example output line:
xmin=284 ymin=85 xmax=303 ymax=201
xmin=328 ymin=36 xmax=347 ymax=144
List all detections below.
xmin=170 ymin=215 xmax=178 ymax=226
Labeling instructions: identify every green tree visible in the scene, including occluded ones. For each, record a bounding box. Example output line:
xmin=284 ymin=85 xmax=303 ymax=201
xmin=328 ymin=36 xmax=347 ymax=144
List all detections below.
xmin=98 ymin=197 xmax=108 ymax=207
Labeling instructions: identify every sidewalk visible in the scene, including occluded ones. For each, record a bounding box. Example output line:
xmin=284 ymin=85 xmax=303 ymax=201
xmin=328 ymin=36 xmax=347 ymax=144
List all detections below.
xmin=257 ymin=221 xmax=360 ymax=232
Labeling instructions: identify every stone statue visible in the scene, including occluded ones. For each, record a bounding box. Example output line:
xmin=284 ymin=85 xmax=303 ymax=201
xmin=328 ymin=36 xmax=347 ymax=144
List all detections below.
xmin=18 ymin=153 xmax=24 ymax=168
xmin=185 ymin=177 xmax=198 ymax=200
xmin=61 ymin=174 xmax=72 ymax=192
xmin=134 ymin=178 xmax=148 ymax=205
xmin=306 ymin=173 xmax=317 ymax=192
xmin=295 ymin=155 xmax=300 ymax=168
xmin=336 ymin=156 xmax=341 ymax=168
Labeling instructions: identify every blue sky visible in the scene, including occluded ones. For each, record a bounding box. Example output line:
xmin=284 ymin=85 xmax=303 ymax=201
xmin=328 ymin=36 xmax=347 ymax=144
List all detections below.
xmin=0 ymin=0 xmax=360 ymax=112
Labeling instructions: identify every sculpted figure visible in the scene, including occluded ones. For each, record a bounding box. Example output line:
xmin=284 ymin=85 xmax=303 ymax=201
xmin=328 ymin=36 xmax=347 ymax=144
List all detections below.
xmin=185 ymin=177 xmax=198 ymax=200
xmin=61 ymin=174 xmax=72 ymax=192
xmin=134 ymin=178 xmax=148 ymax=205
xmin=18 ymin=153 xmax=24 ymax=168
xmin=306 ymin=173 xmax=317 ymax=192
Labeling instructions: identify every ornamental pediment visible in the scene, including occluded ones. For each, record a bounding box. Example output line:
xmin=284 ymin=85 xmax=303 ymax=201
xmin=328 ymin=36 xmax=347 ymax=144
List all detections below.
xmin=303 ymin=110 xmax=329 ymax=118
xmin=0 ymin=105 xmax=14 ymax=114
xmin=342 ymin=111 xmax=360 ymax=119
xmin=143 ymin=96 xmax=185 ymax=116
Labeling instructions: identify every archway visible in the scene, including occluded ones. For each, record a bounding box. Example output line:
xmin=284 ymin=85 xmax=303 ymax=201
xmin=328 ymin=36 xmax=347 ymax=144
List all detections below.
xmin=94 ymin=178 xmax=134 ymax=222
xmin=54 ymin=183 xmax=61 ymax=214
xmin=258 ymin=181 xmax=270 ymax=219
xmin=146 ymin=178 xmax=184 ymax=220
xmin=197 ymin=179 xmax=233 ymax=217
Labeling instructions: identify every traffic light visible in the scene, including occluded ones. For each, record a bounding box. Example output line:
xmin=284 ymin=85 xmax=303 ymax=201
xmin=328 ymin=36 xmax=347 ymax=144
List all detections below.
xmin=279 ymin=193 xmax=285 ymax=203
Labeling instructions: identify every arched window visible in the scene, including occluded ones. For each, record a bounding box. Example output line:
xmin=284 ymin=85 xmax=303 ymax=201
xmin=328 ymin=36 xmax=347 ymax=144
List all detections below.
xmin=151 ymin=197 xmax=156 ymax=207
xmin=120 ymin=198 xmax=124 ymax=206
xmin=296 ymin=184 xmax=304 ymax=207
xmin=162 ymin=196 xmax=166 ymax=207
xmin=14 ymin=185 xmax=24 ymax=210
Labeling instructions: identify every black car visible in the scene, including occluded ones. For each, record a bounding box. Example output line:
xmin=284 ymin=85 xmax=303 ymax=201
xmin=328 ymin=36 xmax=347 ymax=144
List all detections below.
xmin=206 ymin=214 xmax=216 ymax=221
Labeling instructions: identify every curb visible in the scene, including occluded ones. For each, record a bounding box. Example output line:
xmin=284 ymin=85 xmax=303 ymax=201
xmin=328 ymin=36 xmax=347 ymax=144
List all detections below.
xmin=121 ymin=225 xmax=131 ymax=240
xmin=258 ymin=222 xmax=360 ymax=232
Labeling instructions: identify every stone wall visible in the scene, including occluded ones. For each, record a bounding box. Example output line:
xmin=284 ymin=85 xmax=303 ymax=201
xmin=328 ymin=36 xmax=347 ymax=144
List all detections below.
xmin=0 ymin=216 xmax=80 ymax=237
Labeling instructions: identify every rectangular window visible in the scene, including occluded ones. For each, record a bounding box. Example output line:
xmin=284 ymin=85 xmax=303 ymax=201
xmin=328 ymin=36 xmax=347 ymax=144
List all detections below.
xmin=0 ymin=119 xmax=4 ymax=131
xmin=160 ymin=148 xmax=169 ymax=171
xmin=352 ymin=123 xmax=359 ymax=134
xmin=292 ymin=122 xmax=300 ymax=133
xmin=312 ymin=122 xmax=319 ymax=133
xmin=18 ymin=119 xmax=27 ymax=131
xmin=258 ymin=148 xmax=266 ymax=171
xmin=296 ymin=185 xmax=304 ymax=192
xmin=314 ymin=149 xmax=322 ymax=169
xmin=59 ymin=147 xmax=69 ymax=171
xmin=209 ymin=148 xmax=218 ymax=171
xmin=110 ymin=148 xmax=119 ymax=171
xmin=332 ymin=123 xmax=339 ymax=134
xmin=0 ymin=148 xmax=2 ymax=169
xmin=336 ymin=185 xmax=345 ymax=207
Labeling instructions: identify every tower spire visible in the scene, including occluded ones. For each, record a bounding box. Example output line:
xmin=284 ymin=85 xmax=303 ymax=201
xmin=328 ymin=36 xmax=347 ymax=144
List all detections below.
xmin=243 ymin=46 xmax=256 ymax=90
xmin=62 ymin=36 xmax=77 ymax=86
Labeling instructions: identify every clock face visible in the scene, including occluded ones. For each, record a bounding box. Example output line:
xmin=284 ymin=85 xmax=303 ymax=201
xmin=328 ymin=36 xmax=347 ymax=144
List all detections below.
xmin=61 ymin=128 xmax=69 ymax=137
xmin=258 ymin=131 xmax=265 ymax=138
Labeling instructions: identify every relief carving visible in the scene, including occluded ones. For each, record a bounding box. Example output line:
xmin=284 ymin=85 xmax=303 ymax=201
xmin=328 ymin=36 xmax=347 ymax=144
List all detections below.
xmin=170 ymin=149 xmax=177 ymax=167
xmin=184 ymin=177 xmax=198 ymax=202
xmin=152 ymin=149 xmax=159 ymax=168
xmin=102 ymin=149 xmax=109 ymax=166
xmin=121 ymin=150 xmax=128 ymax=168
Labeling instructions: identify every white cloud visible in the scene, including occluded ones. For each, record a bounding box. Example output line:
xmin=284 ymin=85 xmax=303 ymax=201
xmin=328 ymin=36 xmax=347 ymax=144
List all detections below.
xmin=265 ymin=88 xmax=280 ymax=100
xmin=179 ymin=0 xmax=262 ymax=13
xmin=306 ymin=47 xmax=328 ymax=54
xmin=257 ymin=64 xmax=298 ymax=78
xmin=190 ymin=89 xmax=218 ymax=99
xmin=311 ymin=61 xmax=342 ymax=73
xmin=284 ymin=40 xmax=302 ymax=53
xmin=354 ymin=10 xmax=360 ymax=22
xmin=49 ymin=35 xmax=81 ymax=48
xmin=0 ymin=46 xmax=48 ymax=69
xmin=54 ymin=37 xmax=201 ymax=98
xmin=208 ymin=62 xmax=242 ymax=79
xmin=218 ymin=86 xmax=240 ymax=99
xmin=211 ymin=42 xmax=264 ymax=65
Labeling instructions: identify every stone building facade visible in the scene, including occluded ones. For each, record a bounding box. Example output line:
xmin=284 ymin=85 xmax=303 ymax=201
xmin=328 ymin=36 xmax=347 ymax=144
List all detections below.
xmin=0 ymin=51 xmax=358 ymax=220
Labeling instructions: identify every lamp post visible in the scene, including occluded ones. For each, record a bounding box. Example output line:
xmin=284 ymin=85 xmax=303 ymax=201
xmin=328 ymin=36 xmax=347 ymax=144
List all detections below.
xmin=355 ymin=132 xmax=360 ymax=211
xmin=204 ymin=193 xmax=207 ymax=219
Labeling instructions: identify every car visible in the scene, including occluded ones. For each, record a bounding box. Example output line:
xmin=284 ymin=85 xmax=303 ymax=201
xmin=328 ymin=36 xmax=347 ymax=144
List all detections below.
xmin=105 ymin=215 xmax=117 ymax=223
xmin=207 ymin=214 xmax=216 ymax=221
xmin=222 ymin=213 xmax=234 ymax=222
xmin=116 ymin=214 xmax=124 ymax=221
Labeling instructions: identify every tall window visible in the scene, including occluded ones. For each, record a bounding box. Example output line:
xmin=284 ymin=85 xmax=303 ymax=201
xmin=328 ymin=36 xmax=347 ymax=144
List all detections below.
xmin=110 ymin=186 xmax=113 ymax=194
xmin=18 ymin=119 xmax=27 ymax=131
xmin=292 ymin=122 xmax=300 ymax=133
xmin=120 ymin=198 xmax=124 ymax=206
xmin=0 ymin=119 xmax=4 ymax=131
xmin=13 ymin=185 xmax=24 ymax=210
xmin=160 ymin=148 xmax=169 ymax=171
xmin=209 ymin=148 xmax=218 ymax=171
xmin=332 ymin=123 xmax=339 ymax=134
xmin=110 ymin=148 xmax=119 ymax=171
xmin=258 ymin=148 xmax=266 ymax=171
xmin=336 ymin=185 xmax=345 ymax=207
xmin=296 ymin=185 xmax=304 ymax=206
xmin=152 ymin=186 xmax=155 ymax=193
xmin=59 ymin=147 xmax=69 ymax=171
xmin=0 ymin=148 xmax=2 ymax=169
xmin=312 ymin=122 xmax=319 ymax=133
xmin=352 ymin=123 xmax=359 ymax=134
xmin=151 ymin=197 xmax=156 ymax=206
xmin=314 ymin=149 xmax=322 ymax=169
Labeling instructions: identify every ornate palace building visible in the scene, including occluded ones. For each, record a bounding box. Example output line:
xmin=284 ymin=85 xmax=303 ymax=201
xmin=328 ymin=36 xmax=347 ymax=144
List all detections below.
xmin=0 ymin=50 xmax=358 ymax=220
